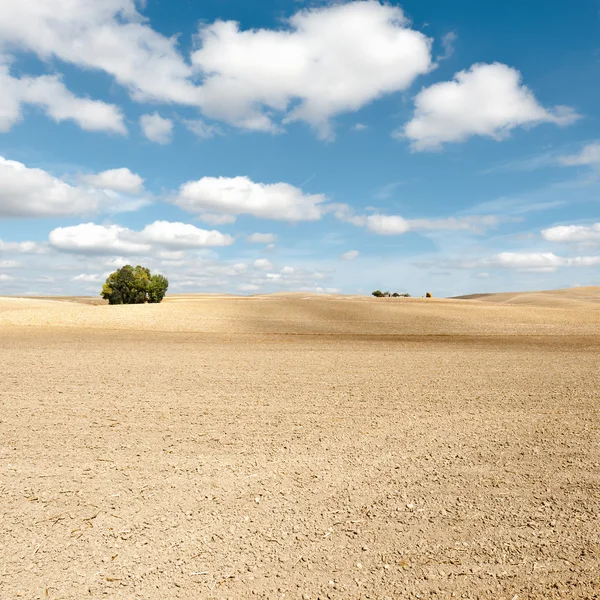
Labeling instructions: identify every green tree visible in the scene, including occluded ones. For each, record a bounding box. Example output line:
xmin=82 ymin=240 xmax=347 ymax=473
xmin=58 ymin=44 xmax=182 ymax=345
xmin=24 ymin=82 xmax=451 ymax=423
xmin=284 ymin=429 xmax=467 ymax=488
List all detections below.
xmin=148 ymin=274 xmax=169 ymax=304
xmin=372 ymin=290 xmax=384 ymax=297
xmin=101 ymin=265 xmax=168 ymax=305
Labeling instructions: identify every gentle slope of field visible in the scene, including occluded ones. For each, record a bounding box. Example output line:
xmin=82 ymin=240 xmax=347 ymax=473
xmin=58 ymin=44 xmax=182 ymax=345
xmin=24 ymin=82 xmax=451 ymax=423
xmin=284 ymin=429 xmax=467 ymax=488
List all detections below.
xmin=454 ymin=285 xmax=600 ymax=308
xmin=1 ymin=292 xmax=599 ymax=599
xmin=1 ymin=290 xmax=600 ymax=335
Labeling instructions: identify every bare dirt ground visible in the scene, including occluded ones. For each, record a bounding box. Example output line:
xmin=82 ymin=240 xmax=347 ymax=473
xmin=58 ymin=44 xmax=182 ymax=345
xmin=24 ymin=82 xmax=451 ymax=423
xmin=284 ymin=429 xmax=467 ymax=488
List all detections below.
xmin=1 ymin=290 xmax=599 ymax=599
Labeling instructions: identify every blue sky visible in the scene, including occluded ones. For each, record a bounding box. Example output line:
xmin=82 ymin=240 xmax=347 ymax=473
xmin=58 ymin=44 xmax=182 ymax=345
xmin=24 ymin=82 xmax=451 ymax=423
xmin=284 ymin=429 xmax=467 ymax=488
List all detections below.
xmin=1 ymin=0 xmax=599 ymax=297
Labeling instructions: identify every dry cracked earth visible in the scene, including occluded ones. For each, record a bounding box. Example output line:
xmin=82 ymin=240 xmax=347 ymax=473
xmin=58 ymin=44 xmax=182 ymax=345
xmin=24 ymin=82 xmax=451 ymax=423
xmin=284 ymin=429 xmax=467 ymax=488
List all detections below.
xmin=1 ymin=290 xmax=599 ymax=599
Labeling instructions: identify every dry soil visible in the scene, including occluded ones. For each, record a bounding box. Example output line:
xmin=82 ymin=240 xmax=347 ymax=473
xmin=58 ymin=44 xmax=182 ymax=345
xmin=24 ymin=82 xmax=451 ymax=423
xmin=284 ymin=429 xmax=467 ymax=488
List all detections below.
xmin=1 ymin=290 xmax=599 ymax=599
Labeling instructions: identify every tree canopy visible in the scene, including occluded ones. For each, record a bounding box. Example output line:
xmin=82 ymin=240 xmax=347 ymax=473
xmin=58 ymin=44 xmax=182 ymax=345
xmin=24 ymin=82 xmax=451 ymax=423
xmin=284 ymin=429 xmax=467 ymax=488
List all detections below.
xmin=101 ymin=265 xmax=169 ymax=305
xmin=372 ymin=290 xmax=410 ymax=298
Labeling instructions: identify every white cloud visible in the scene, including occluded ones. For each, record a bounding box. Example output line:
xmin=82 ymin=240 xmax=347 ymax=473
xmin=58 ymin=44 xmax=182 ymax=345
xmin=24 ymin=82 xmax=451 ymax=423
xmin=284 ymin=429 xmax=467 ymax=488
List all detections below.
xmin=140 ymin=113 xmax=173 ymax=144
xmin=558 ymin=143 xmax=600 ymax=166
xmin=0 ymin=1 xmax=434 ymax=138
xmin=49 ymin=223 xmax=150 ymax=255
xmin=340 ymin=250 xmax=359 ymax=261
xmin=493 ymin=252 xmax=600 ymax=272
xmin=0 ymin=156 xmax=110 ymax=217
xmin=156 ymin=250 xmax=186 ymax=261
xmin=0 ymin=63 xmax=126 ymax=134
xmin=0 ymin=260 xmax=19 ymax=268
xmin=71 ymin=273 xmax=102 ymax=282
xmin=363 ymin=214 xmax=411 ymax=235
xmin=254 ymin=259 xmax=273 ymax=270
xmin=191 ymin=1 xmax=432 ymax=138
xmin=49 ymin=221 xmax=234 ymax=254
xmin=0 ymin=274 xmax=15 ymax=282
xmin=0 ymin=239 xmax=46 ymax=254
xmin=0 ymin=63 xmax=22 ymax=132
xmin=352 ymin=123 xmax=368 ymax=132
xmin=80 ymin=168 xmax=144 ymax=194
xmin=340 ymin=210 xmax=501 ymax=235
xmin=183 ymin=119 xmax=221 ymax=139
xmin=437 ymin=32 xmax=457 ymax=61
xmin=174 ymin=176 xmax=328 ymax=221
xmin=453 ymin=251 xmax=600 ymax=273
xmin=246 ymin=233 xmax=277 ymax=244
xmin=138 ymin=221 xmax=234 ymax=248
xmin=401 ymin=63 xmax=579 ymax=151
xmin=408 ymin=215 xmax=502 ymax=233
xmin=541 ymin=223 xmax=600 ymax=244
xmin=0 ymin=0 xmax=200 ymax=106
xmin=491 ymin=252 xmax=566 ymax=272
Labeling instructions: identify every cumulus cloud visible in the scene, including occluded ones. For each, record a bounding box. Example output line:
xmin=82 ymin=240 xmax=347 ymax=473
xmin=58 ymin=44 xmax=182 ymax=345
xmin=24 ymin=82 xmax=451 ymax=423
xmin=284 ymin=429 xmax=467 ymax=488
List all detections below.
xmin=138 ymin=220 xmax=234 ymax=249
xmin=541 ymin=223 xmax=600 ymax=244
xmin=49 ymin=221 xmax=233 ymax=254
xmin=401 ymin=63 xmax=579 ymax=151
xmin=71 ymin=273 xmax=103 ymax=282
xmin=0 ymin=239 xmax=47 ymax=254
xmin=80 ymin=168 xmax=144 ymax=194
xmin=362 ymin=214 xmax=411 ymax=235
xmin=0 ymin=156 xmax=110 ymax=217
xmin=453 ymin=251 xmax=600 ymax=273
xmin=140 ymin=113 xmax=173 ymax=144
xmin=49 ymin=223 xmax=151 ymax=255
xmin=174 ymin=176 xmax=328 ymax=221
xmin=164 ymin=256 xmax=333 ymax=295
xmin=0 ymin=0 xmax=200 ymax=106
xmin=0 ymin=63 xmax=126 ymax=134
xmin=254 ymin=258 xmax=273 ymax=270
xmin=340 ymin=250 xmax=359 ymax=260
xmin=246 ymin=233 xmax=277 ymax=244
xmin=191 ymin=1 xmax=432 ymax=138
xmin=558 ymin=143 xmax=600 ymax=166
xmin=339 ymin=208 xmax=501 ymax=235
xmin=0 ymin=1 xmax=436 ymax=138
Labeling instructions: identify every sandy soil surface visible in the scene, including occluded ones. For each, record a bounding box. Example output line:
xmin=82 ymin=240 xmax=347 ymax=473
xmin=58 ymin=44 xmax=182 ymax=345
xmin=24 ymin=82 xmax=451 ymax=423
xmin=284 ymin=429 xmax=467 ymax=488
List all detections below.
xmin=1 ymin=291 xmax=599 ymax=599
xmin=454 ymin=286 xmax=600 ymax=309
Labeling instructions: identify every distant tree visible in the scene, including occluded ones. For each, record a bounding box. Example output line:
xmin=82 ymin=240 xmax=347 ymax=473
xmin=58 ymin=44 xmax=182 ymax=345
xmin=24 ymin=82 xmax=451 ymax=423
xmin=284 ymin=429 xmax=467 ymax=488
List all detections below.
xmin=101 ymin=265 xmax=168 ymax=305
xmin=425 ymin=292 xmax=432 ymax=298
xmin=372 ymin=290 xmax=384 ymax=297
xmin=392 ymin=292 xmax=400 ymax=297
